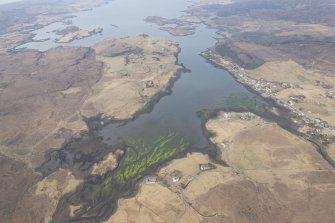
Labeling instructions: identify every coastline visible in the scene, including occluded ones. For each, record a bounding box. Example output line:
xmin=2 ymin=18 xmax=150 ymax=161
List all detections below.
xmin=1 ymin=0 xmax=110 ymax=53
xmin=37 ymin=38 xmax=190 ymax=173
xmin=38 ymin=41 xmax=194 ymax=222
xmin=85 ymin=44 xmax=191 ymax=131
xmin=2 ymin=0 xmax=335 ymax=222
xmin=200 ymin=49 xmax=335 ymax=168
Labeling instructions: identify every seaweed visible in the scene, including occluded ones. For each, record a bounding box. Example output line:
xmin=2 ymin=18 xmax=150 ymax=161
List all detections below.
xmin=73 ymin=130 xmax=189 ymax=220
xmin=224 ymin=93 xmax=265 ymax=113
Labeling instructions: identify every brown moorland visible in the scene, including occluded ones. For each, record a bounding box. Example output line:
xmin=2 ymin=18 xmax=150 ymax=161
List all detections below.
xmin=106 ymin=112 xmax=335 ymax=223
xmin=0 ymin=35 xmax=183 ymax=223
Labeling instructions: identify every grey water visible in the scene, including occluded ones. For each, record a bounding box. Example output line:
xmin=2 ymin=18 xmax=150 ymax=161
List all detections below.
xmin=20 ymin=0 xmax=259 ymax=147
xmin=0 ymin=0 xmax=24 ymax=5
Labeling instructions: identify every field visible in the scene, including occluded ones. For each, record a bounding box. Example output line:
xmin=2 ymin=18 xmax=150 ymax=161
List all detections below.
xmin=106 ymin=112 xmax=335 ymax=223
xmin=81 ymin=34 xmax=183 ymax=120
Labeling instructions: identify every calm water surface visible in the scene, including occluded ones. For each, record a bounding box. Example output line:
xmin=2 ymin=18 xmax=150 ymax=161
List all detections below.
xmin=0 ymin=0 xmax=24 ymax=5
xmin=21 ymin=0 xmax=259 ymax=147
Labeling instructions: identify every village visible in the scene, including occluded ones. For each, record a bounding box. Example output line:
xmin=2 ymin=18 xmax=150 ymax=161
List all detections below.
xmin=201 ymin=50 xmax=335 ymax=146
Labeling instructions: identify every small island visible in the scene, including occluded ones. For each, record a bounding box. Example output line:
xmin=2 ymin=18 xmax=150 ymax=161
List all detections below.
xmin=160 ymin=26 xmax=195 ymax=36
xmin=54 ymin=26 xmax=103 ymax=43
xmin=145 ymin=16 xmax=196 ymax=36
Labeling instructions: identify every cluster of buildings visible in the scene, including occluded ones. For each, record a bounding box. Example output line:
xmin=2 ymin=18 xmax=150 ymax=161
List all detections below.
xmin=239 ymin=113 xmax=254 ymax=121
xmin=204 ymin=50 xmax=335 ymax=144
xmin=143 ymin=163 xmax=216 ymax=186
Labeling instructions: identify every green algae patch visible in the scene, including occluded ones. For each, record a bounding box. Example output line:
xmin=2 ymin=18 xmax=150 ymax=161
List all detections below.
xmin=106 ymin=130 xmax=188 ymax=186
xmin=224 ymin=93 xmax=265 ymax=113
xmin=74 ymin=130 xmax=189 ymax=220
